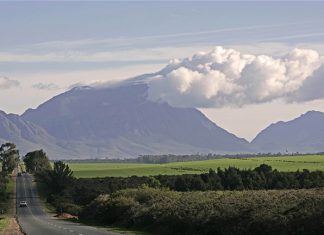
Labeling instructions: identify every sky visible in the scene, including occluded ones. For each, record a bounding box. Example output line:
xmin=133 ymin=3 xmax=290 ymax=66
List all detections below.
xmin=1 ymin=1 xmax=324 ymax=141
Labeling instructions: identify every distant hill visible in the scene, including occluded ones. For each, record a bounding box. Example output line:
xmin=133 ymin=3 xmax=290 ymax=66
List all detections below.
xmin=0 ymin=110 xmax=73 ymax=158
xmin=19 ymin=83 xmax=250 ymax=158
xmin=252 ymin=111 xmax=324 ymax=153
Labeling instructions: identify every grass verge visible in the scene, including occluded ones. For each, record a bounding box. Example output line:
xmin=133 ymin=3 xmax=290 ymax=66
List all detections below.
xmin=0 ymin=176 xmax=15 ymax=232
xmin=0 ymin=217 xmax=9 ymax=232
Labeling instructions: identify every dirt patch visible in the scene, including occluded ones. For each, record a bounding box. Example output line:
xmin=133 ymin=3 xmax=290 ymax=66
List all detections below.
xmin=1 ymin=217 xmax=24 ymax=235
xmin=55 ymin=213 xmax=78 ymax=220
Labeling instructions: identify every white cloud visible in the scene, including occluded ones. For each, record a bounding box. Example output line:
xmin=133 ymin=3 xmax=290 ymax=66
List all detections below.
xmin=0 ymin=76 xmax=20 ymax=89
xmin=32 ymin=83 xmax=60 ymax=91
xmin=147 ymin=46 xmax=323 ymax=108
xmin=0 ymin=63 xmax=163 ymax=115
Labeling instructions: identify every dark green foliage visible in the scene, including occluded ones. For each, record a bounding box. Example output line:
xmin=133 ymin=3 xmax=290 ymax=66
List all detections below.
xmin=0 ymin=173 xmax=9 ymax=200
xmin=174 ymin=177 xmax=189 ymax=191
xmin=23 ymin=149 xmax=51 ymax=174
xmin=79 ymin=187 xmax=324 ymax=235
xmin=0 ymin=142 xmax=19 ymax=213
xmin=70 ymin=175 xmax=163 ymax=205
xmin=36 ymin=161 xmax=76 ymax=214
xmin=43 ymin=161 xmax=74 ymax=194
xmin=0 ymin=143 xmax=18 ymax=213
xmin=223 ymin=167 xmax=244 ymax=190
xmin=156 ymin=165 xmax=324 ymax=191
xmin=52 ymin=198 xmax=82 ymax=215
xmin=42 ymin=164 xmax=324 ymax=212
xmin=0 ymin=173 xmax=9 ymax=213
xmin=0 ymin=143 xmax=19 ymax=174
xmin=35 ymin=161 xmax=324 ymax=234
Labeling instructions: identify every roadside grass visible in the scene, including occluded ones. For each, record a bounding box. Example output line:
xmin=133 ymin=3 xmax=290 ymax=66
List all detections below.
xmin=6 ymin=177 xmax=14 ymax=198
xmin=0 ymin=176 xmax=15 ymax=215
xmin=0 ymin=174 xmax=15 ymax=232
xmin=69 ymin=155 xmax=324 ymax=178
xmin=0 ymin=217 xmax=9 ymax=232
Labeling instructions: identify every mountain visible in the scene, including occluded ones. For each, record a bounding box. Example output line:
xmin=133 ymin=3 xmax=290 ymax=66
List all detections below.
xmin=20 ymin=83 xmax=251 ymax=159
xmin=252 ymin=111 xmax=324 ymax=153
xmin=0 ymin=111 xmax=74 ymax=158
xmin=2 ymin=82 xmax=324 ymax=158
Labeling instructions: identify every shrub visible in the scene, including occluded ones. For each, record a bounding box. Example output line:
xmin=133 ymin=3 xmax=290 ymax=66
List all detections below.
xmin=79 ymin=187 xmax=324 ymax=235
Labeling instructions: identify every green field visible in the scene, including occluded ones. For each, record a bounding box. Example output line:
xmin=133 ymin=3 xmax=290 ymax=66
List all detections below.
xmin=69 ymin=155 xmax=324 ymax=178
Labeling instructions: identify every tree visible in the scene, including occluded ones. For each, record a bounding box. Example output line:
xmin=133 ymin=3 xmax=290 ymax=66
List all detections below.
xmin=23 ymin=149 xmax=51 ymax=173
xmin=175 ymin=176 xmax=188 ymax=192
xmin=223 ymin=167 xmax=244 ymax=190
xmin=207 ymin=169 xmax=223 ymax=190
xmin=255 ymin=164 xmax=272 ymax=174
xmin=0 ymin=143 xmax=19 ymax=174
xmin=47 ymin=161 xmax=74 ymax=194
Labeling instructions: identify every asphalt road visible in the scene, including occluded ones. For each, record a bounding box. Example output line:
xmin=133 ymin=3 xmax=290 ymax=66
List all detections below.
xmin=16 ymin=173 xmax=120 ymax=235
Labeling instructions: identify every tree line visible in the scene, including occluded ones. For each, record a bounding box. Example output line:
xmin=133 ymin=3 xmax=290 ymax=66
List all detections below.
xmin=65 ymin=152 xmax=324 ymax=164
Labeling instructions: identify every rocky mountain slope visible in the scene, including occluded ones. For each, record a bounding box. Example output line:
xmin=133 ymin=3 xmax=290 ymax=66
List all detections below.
xmin=2 ymin=83 xmax=251 ymax=159
xmin=252 ymin=111 xmax=324 ymax=153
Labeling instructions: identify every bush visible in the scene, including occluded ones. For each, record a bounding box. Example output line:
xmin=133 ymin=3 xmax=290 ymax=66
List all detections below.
xmin=0 ymin=174 xmax=9 ymax=210
xmin=79 ymin=187 xmax=324 ymax=235
xmin=60 ymin=203 xmax=82 ymax=216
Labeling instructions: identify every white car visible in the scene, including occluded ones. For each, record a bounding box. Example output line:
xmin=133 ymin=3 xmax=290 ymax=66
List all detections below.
xmin=19 ymin=201 xmax=28 ymax=207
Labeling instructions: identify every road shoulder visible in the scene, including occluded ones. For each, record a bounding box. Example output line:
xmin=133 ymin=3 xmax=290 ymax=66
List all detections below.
xmin=0 ymin=217 xmax=24 ymax=235
xmin=0 ymin=169 xmax=25 ymax=235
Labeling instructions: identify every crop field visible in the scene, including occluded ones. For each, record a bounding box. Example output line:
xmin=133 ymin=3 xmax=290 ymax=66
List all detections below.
xmin=68 ymin=155 xmax=324 ymax=178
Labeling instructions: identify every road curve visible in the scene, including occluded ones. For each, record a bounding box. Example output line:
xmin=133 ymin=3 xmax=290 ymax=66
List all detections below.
xmin=16 ymin=173 xmax=120 ymax=235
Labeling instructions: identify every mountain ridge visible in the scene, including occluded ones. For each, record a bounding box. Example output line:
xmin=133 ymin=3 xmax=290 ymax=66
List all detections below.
xmin=252 ymin=110 xmax=324 ymax=153
xmin=1 ymin=81 xmax=324 ymax=158
xmin=2 ymin=83 xmax=251 ymax=159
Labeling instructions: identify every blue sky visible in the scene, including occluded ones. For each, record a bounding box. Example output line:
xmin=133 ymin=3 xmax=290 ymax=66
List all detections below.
xmin=1 ymin=2 xmax=323 ymax=73
xmin=1 ymin=2 xmax=323 ymax=46
xmin=1 ymin=1 xmax=324 ymax=140
xmin=1 ymin=2 xmax=324 ymax=49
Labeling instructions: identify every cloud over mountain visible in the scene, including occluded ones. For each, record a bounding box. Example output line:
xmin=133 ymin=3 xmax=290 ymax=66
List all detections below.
xmin=0 ymin=76 xmax=20 ymax=90
xmin=32 ymin=82 xmax=60 ymax=90
xmin=147 ymin=46 xmax=323 ymax=108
